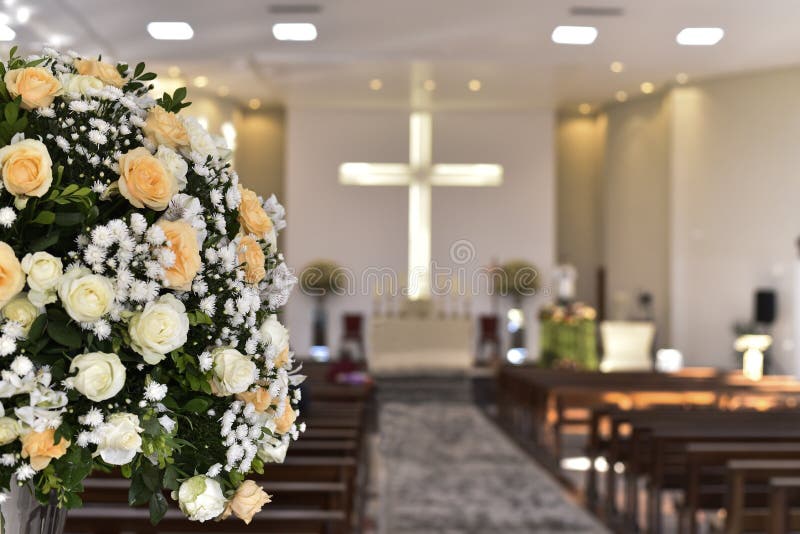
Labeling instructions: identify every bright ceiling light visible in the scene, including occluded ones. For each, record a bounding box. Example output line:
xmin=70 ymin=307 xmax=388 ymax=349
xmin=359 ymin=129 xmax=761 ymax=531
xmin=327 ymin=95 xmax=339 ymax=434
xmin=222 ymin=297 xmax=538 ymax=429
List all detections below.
xmin=248 ymin=98 xmax=261 ymax=110
xmin=578 ymin=103 xmax=592 ymax=115
xmin=615 ymin=90 xmax=628 ymax=102
xmin=272 ymin=22 xmax=317 ymax=41
xmin=423 ymin=79 xmax=436 ymax=91
xmin=610 ymin=61 xmax=624 ymax=73
xmin=676 ymin=72 xmax=689 ymax=84
xmin=369 ymin=78 xmax=382 ymax=91
xmin=640 ymin=82 xmax=655 ymax=94
xmin=468 ymin=79 xmax=481 ymax=92
xmin=551 ymin=25 xmax=598 ymax=45
xmin=15 ymin=5 xmax=29 ymax=23
xmin=676 ymin=27 xmax=724 ymax=46
xmin=167 ymin=65 xmax=181 ymax=78
xmin=193 ymin=75 xmax=208 ymax=88
xmin=0 ymin=24 xmax=14 ymax=41
xmin=147 ymin=22 xmax=194 ymax=40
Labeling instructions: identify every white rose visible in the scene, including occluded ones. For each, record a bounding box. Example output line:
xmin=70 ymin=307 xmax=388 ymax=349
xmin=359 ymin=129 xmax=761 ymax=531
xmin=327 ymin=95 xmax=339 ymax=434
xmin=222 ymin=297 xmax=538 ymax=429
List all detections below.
xmin=155 ymin=145 xmax=188 ymax=190
xmin=257 ymin=436 xmax=289 ymax=464
xmin=58 ymin=73 xmax=103 ymax=97
xmin=21 ymin=251 xmax=62 ymax=292
xmin=2 ymin=294 xmax=40 ymax=334
xmin=182 ymin=117 xmax=219 ymax=161
xmin=210 ymin=347 xmax=257 ymax=396
xmin=129 ymin=294 xmax=189 ymax=365
xmin=177 ymin=475 xmax=226 ymax=522
xmin=69 ymin=352 xmax=126 ymax=402
xmin=95 ymin=412 xmax=142 ymax=465
xmin=0 ymin=416 xmax=19 ymax=445
xmin=58 ymin=268 xmax=114 ymax=322
xmin=259 ymin=315 xmax=289 ymax=352
xmin=212 ymin=134 xmax=232 ymax=163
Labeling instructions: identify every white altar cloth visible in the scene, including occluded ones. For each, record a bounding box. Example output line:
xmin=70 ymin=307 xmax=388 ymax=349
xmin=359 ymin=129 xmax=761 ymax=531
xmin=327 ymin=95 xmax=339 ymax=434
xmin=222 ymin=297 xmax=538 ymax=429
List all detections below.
xmin=368 ymin=316 xmax=473 ymax=374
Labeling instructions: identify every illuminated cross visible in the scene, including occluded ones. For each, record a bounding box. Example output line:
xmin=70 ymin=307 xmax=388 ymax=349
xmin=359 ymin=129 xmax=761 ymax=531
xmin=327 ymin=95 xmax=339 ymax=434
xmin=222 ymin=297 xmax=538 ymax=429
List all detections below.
xmin=339 ymin=111 xmax=503 ymax=300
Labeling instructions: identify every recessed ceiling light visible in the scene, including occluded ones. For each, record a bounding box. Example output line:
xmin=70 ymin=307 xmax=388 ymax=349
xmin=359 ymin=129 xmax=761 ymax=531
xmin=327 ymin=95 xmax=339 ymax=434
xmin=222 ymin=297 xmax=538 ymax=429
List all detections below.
xmin=248 ymin=98 xmax=261 ymax=110
xmin=610 ymin=61 xmax=624 ymax=73
xmin=615 ymin=90 xmax=628 ymax=102
xmin=676 ymin=27 xmax=724 ymax=46
xmin=167 ymin=65 xmax=181 ymax=78
xmin=193 ymin=75 xmax=208 ymax=88
xmin=676 ymin=72 xmax=689 ymax=84
xmin=369 ymin=78 xmax=382 ymax=91
xmin=423 ymin=79 xmax=436 ymax=91
xmin=217 ymin=85 xmax=230 ymax=97
xmin=147 ymin=21 xmax=194 ymax=40
xmin=0 ymin=24 xmax=14 ymax=41
xmin=551 ymin=25 xmax=598 ymax=45
xmin=272 ymin=22 xmax=317 ymax=41
xmin=640 ymin=82 xmax=655 ymax=94
xmin=468 ymin=79 xmax=481 ymax=92
xmin=15 ymin=6 xmax=29 ymax=23
xmin=578 ymin=103 xmax=592 ymax=115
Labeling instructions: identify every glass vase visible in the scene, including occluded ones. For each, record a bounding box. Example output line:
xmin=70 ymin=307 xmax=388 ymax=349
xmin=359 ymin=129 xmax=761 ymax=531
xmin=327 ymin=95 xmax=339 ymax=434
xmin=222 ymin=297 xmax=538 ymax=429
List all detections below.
xmin=0 ymin=480 xmax=66 ymax=534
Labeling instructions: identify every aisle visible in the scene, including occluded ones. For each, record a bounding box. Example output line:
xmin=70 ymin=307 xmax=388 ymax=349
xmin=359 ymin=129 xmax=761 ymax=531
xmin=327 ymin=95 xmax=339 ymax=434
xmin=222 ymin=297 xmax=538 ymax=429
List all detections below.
xmin=373 ymin=377 xmax=609 ymax=534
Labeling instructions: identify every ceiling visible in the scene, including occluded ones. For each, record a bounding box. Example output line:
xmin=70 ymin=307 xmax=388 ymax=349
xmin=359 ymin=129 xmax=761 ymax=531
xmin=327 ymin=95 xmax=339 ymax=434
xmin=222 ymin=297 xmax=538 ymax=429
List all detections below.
xmin=7 ymin=0 xmax=800 ymax=111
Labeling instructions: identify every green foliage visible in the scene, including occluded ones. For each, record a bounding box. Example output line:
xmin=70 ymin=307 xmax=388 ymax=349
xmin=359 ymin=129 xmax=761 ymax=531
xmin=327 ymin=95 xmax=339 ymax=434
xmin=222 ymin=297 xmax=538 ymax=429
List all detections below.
xmin=157 ymin=87 xmax=191 ymax=113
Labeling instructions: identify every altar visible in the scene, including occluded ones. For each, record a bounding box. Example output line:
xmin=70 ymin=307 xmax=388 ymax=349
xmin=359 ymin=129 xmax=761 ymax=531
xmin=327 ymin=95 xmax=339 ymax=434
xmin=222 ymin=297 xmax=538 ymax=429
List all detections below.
xmin=368 ymin=315 xmax=474 ymax=374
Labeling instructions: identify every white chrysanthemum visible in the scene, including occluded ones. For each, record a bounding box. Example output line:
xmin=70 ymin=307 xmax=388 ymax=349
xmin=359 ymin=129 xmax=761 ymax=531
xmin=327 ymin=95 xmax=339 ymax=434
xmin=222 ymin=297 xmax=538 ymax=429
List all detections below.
xmin=92 ymin=319 xmax=111 ymax=340
xmin=87 ymin=130 xmax=107 ymax=145
xmin=10 ymin=356 xmax=32 ymax=376
xmin=91 ymin=226 xmax=114 ymax=248
xmin=129 ymin=213 xmax=147 ymax=235
xmin=15 ymin=463 xmax=35 ymax=481
xmin=69 ymin=100 xmax=89 ymax=113
xmin=79 ymin=407 xmax=104 ymax=427
xmin=206 ymin=463 xmax=222 ymax=477
xmin=0 ymin=454 xmax=15 ymax=466
xmin=144 ymin=381 xmax=168 ymax=402
xmin=198 ymin=351 xmax=213 ymax=372
xmin=0 ymin=337 xmax=16 ymax=357
xmin=0 ymin=208 xmax=16 ymax=228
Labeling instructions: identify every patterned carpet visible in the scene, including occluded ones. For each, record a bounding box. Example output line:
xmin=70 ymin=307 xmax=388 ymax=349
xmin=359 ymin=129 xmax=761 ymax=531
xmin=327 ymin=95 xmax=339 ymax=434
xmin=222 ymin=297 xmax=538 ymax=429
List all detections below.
xmin=376 ymin=377 xmax=609 ymax=534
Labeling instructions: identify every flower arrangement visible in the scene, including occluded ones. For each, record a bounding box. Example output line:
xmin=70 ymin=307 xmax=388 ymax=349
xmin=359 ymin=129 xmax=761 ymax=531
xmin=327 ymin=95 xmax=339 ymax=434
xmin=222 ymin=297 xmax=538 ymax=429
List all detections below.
xmin=492 ymin=259 xmax=540 ymax=298
xmin=0 ymin=46 xmax=302 ymax=525
xmin=299 ymin=259 xmax=344 ymax=296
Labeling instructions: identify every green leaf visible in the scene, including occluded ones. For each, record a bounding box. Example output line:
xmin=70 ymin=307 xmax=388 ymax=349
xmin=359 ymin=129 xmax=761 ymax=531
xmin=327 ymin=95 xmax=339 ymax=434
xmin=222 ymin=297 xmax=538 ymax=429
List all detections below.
xmin=163 ymin=465 xmax=179 ymax=491
xmin=128 ymin=475 xmax=151 ymax=506
xmin=4 ymin=100 xmax=18 ymax=124
xmin=54 ymin=211 xmax=84 ymax=226
xmin=26 ymin=314 xmax=47 ymax=341
xmin=141 ymin=462 xmax=160 ymax=492
xmin=31 ymin=211 xmax=55 ymax=225
xmin=149 ymin=492 xmax=168 ymax=525
xmin=28 ymin=231 xmax=60 ymax=252
xmin=47 ymin=320 xmax=82 ymax=349
xmin=183 ymin=398 xmax=211 ymax=413
xmin=134 ymin=62 xmax=145 ymax=78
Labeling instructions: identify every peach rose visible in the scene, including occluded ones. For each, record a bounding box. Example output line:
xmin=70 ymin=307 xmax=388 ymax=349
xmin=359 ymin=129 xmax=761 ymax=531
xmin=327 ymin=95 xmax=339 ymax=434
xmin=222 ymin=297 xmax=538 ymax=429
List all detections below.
xmin=0 ymin=139 xmax=53 ymax=199
xmin=4 ymin=67 xmax=61 ymax=110
xmin=158 ymin=220 xmax=201 ymax=291
xmin=142 ymin=107 xmax=189 ymax=150
xmin=237 ymin=186 xmax=273 ymax=237
xmin=118 ymin=147 xmax=178 ymax=211
xmin=221 ymin=480 xmax=271 ymax=524
xmin=237 ymin=236 xmax=266 ymax=284
xmin=20 ymin=428 xmax=69 ymax=471
xmin=236 ymin=387 xmax=272 ymax=412
xmin=274 ymin=347 xmax=290 ymax=368
xmin=0 ymin=241 xmax=25 ymax=308
xmin=74 ymin=58 xmax=125 ymax=88
xmin=274 ymin=397 xmax=296 ymax=435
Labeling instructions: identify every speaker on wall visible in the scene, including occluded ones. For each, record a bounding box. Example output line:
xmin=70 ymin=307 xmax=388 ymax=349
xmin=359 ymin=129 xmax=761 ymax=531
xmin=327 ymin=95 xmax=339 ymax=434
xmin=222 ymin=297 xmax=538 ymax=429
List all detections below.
xmin=755 ymin=289 xmax=777 ymax=324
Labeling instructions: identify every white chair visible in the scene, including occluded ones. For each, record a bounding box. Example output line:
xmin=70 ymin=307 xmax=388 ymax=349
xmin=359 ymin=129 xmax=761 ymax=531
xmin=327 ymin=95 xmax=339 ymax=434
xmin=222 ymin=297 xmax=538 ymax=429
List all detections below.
xmin=599 ymin=321 xmax=655 ymax=372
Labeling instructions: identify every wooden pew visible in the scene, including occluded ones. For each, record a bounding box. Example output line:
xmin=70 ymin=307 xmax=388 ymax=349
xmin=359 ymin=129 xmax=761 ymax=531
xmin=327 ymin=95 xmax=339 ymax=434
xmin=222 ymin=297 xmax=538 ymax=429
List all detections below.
xmin=725 ymin=459 xmax=800 ymax=534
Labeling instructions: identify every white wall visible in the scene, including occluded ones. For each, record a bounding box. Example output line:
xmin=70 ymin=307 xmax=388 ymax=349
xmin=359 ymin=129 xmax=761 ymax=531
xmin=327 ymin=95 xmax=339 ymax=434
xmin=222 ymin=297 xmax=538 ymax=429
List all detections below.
xmin=284 ymin=108 xmax=555 ymax=360
xmin=670 ymin=70 xmax=800 ymax=373
xmin=603 ymin=96 xmax=672 ymax=344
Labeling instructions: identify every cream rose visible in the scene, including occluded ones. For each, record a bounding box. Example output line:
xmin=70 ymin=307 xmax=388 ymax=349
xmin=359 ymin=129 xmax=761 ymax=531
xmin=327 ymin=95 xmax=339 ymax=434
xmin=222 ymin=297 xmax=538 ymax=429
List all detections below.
xmin=118 ymin=147 xmax=178 ymax=211
xmin=59 ymin=73 xmax=103 ymax=97
xmin=142 ymin=107 xmax=189 ymax=150
xmin=182 ymin=117 xmax=219 ymax=161
xmin=221 ymin=480 xmax=271 ymax=524
xmin=20 ymin=428 xmax=69 ymax=471
xmin=4 ymin=67 xmax=61 ymax=110
xmin=95 ymin=412 xmax=142 ymax=465
xmin=259 ymin=315 xmax=290 ymax=367
xmin=210 ymin=347 xmax=257 ymax=396
xmin=155 ymin=145 xmax=188 ymax=190
xmin=0 ymin=416 xmax=19 ymax=445
xmin=21 ymin=251 xmax=62 ymax=296
xmin=237 ymin=235 xmax=266 ymax=284
xmin=237 ymin=186 xmax=273 ymax=237
xmin=236 ymin=387 xmax=272 ymax=412
xmin=0 ymin=241 xmax=25 ymax=309
xmin=257 ymin=436 xmax=289 ymax=464
xmin=0 ymin=139 xmax=53 ymax=199
xmin=157 ymin=219 xmax=201 ymax=291
xmin=74 ymin=58 xmax=125 ymax=88
xmin=2 ymin=294 xmax=40 ymax=334
xmin=274 ymin=397 xmax=297 ymax=435
xmin=177 ymin=475 xmax=226 ymax=523
xmin=69 ymin=352 xmax=126 ymax=402
xmin=129 ymin=294 xmax=189 ymax=364
xmin=58 ymin=268 xmax=115 ymax=322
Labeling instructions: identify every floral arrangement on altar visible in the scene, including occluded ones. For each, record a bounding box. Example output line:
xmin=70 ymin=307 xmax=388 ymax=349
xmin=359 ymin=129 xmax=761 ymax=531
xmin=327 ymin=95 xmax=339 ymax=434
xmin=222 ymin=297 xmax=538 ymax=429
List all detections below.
xmin=299 ymin=259 xmax=344 ymax=296
xmin=0 ymin=46 xmax=302 ymax=525
xmin=492 ymin=259 xmax=540 ymax=298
